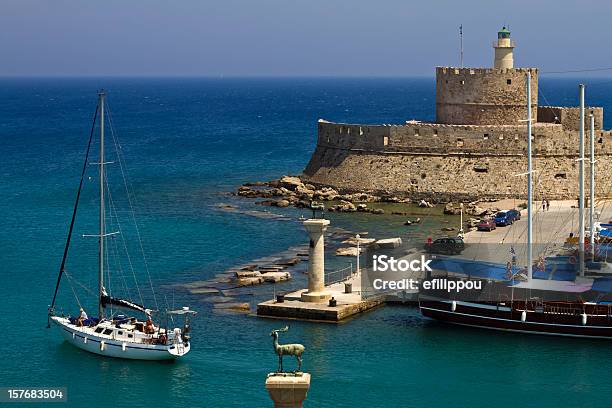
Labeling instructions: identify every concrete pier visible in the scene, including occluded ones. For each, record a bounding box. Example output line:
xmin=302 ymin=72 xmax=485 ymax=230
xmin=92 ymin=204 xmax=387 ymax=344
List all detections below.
xmin=265 ymin=373 xmax=311 ymax=408
xmin=301 ymin=219 xmax=331 ymax=303
xmin=258 ymin=274 xmax=385 ymax=322
xmin=257 ymin=218 xmax=385 ymax=322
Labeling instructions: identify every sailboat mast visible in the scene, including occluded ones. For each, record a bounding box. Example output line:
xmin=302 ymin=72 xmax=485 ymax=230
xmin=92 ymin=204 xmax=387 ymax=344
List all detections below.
xmin=98 ymin=90 xmax=106 ymax=319
xmin=589 ymin=113 xmax=596 ymax=260
xmin=579 ymin=84 xmax=585 ymax=276
xmin=526 ymin=72 xmax=533 ymax=281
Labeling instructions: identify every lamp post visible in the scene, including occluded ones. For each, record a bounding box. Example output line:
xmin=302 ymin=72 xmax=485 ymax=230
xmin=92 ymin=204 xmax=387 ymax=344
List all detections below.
xmin=355 ymin=234 xmax=360 ymax=277
xmin=459 ymin=203 xmax=464 ymax=238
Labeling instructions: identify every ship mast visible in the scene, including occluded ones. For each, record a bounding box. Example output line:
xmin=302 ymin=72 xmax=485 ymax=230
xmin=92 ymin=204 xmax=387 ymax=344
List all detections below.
xmin=98 ymin=90 xmax=106 ymax=319
xmin=579 ymin=84 xmax=585 ymax=276
xmin=526 ymin=72 xmax=533 ymax=281
xmin=589 ymin=112 xmax=596 ymax=261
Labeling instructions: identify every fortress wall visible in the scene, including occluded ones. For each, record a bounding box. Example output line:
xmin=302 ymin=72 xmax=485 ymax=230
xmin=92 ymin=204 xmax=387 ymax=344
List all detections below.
xmin=435 ymin=67 xmax=538 ymax=125
xmin=318 ymin=120 xmax=612 ymax=156
xmin=303 ymin=150 xmax=612 ymax=201
xmin=306 ymin=121 xmax=612 ymax=200
xmin=538 ymin=106 xmax=604 ymax=131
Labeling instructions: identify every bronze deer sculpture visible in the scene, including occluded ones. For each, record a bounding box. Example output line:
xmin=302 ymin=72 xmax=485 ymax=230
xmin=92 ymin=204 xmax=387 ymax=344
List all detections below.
xmin=270 ymin=326 xmax=305 ymax=372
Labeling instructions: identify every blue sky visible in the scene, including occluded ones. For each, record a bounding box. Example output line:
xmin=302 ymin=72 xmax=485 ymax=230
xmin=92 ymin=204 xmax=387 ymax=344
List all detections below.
xmin=2 ymin=0 xmax=611 ymax=76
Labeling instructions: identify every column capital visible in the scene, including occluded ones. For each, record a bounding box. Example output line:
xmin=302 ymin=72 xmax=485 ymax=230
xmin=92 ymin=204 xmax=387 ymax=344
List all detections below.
xmin=265 ymin=372 xmax=311 ymax=408
xmin=303 ymin=218 xmax=330 ymax=233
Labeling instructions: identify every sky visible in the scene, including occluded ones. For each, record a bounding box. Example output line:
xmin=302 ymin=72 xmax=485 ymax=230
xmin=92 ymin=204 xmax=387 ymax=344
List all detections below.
xmin=2 ymin=0 xmax=612 ymax=77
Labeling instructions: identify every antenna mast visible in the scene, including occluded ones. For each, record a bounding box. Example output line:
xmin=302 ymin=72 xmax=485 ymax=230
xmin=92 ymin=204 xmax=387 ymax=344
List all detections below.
xmin=460 ymin=24 xmax=464 ymax=68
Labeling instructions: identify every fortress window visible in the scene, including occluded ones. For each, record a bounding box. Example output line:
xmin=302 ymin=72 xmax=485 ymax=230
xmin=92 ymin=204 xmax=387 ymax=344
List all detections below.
xmin=483 ymin=133 xmax=489 ymax=140
xmin=433 ymin=129 xmax=438 ymax=136
xmin=507 ymin=79 xmax=512 ymax=85
xmin=554 ymin=173 xmax=567 ymax=179
xmin=383 ymin=136 xmax=389 ymax=146
xmin=456 ymin=138 xmax=464 ymax=147
xmin=460 ymin=80 xmax=465 ymax=85
xmin=414 ymin=129 xmax=419 ymax=136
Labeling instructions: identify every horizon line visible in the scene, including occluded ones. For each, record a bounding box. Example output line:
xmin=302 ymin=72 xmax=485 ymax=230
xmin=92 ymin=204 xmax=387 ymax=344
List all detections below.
xmin=1 ymin=73 xmax=611 ymax=80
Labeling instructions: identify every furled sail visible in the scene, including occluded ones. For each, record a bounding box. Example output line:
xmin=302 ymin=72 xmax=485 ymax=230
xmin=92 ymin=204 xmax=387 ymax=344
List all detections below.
xmin=100 ymin=289 xmax=148 ymax=315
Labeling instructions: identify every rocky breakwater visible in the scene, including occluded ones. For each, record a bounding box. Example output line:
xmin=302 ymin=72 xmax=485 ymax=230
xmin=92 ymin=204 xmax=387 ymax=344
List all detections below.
xmin=235 ymin=175 xmax=411 ymax=214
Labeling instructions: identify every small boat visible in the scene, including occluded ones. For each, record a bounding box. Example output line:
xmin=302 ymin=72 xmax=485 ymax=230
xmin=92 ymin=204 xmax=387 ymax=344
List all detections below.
xmin=420 ymin=77 xmax=612 ymax=339
xmin=48 ymin=90 xmax=196 ymax=360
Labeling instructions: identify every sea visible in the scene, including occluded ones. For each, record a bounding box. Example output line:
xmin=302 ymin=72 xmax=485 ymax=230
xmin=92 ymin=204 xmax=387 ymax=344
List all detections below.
xmin=1 ymin=77 xmax=612 ymax=408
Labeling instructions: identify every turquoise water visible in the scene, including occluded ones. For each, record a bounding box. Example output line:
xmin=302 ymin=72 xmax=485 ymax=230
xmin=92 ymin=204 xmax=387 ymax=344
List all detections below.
xmin=1 ymin=77 xmax=612 ymax=407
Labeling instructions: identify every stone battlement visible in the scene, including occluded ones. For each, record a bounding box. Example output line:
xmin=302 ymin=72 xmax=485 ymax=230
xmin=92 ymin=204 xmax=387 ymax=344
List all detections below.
xmin=436 ymin=67 xmax=537 ymax=75
xmin=315 ymin=117 xmax=612 ymax=156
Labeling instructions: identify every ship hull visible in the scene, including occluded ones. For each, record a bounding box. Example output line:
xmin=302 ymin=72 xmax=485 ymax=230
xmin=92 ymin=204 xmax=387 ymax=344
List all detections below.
xmin=419 ymin=296 xmax=612 ymax=339
xmin=51 ymin=317 xmax=190 ymax=360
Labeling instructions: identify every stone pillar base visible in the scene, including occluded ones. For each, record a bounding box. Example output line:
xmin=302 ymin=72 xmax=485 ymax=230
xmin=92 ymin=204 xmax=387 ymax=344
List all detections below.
xmin=265 ymin=372 xmax=311 ymax=408
xmin=301 ymin=291 xmax=331 ymax=303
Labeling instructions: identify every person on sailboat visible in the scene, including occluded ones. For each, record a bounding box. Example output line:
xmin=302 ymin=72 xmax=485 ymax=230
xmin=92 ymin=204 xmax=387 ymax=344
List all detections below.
xmin=77 ymin=308 xmax=88 ymax=327
xmin=144 ymin=316 xmax=155 ymax=334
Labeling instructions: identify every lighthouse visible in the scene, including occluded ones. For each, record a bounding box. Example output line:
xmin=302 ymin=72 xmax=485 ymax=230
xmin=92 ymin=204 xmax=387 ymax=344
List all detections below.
xmin=493 ymin=26 xmax=514 ymax=69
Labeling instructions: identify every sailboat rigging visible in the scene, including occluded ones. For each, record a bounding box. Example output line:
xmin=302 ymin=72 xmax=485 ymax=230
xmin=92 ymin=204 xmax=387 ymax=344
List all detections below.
xmin=48 ymin=90 xmax=196 ymax=360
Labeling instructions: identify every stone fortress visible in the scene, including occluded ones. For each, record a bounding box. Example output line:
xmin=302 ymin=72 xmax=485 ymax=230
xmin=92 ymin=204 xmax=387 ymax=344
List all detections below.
xmin=303 ymin=28 xmax=612 ymax=201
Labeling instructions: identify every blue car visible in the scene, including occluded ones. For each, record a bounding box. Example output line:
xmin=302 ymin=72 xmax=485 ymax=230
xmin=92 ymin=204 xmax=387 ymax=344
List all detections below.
xmin=494 ymin=210 xmax=515 ymax=226
xmin=507 ymin=209 xmax=521 ymax=221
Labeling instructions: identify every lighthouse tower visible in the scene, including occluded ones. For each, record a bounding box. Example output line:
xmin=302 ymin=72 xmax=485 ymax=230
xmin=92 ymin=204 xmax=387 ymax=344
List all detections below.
xmin=493 ymin=26 xmax=514 ymax=69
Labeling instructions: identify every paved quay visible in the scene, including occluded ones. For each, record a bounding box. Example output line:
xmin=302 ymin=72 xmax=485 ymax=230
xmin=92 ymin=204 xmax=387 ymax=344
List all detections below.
xmin=461 ymin=199 xmax=611 ymax=264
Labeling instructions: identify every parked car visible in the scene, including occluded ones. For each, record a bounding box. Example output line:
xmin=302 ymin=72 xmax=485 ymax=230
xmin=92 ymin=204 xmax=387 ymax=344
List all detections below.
xmin=507 ymin=209 xmax=521 ymax=221
xmin=425 ymin=237 xmax=465 ymax=255
xmin=494 ymin=210 xmax=515 ymax=226
xmin=478 ymin=218 xmax=496 ymax=231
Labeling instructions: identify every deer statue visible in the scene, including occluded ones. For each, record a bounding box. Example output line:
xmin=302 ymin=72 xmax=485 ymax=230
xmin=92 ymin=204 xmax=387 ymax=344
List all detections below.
xmin=270 ymin=326 xmax=305 ymax=373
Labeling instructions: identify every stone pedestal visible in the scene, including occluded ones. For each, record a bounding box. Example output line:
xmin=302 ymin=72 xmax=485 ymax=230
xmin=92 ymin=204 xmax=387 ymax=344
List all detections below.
xmin=265 ymin=373 xmax=311 ymax=408
xmin=301 ymin=219 xmax=331 ymax=303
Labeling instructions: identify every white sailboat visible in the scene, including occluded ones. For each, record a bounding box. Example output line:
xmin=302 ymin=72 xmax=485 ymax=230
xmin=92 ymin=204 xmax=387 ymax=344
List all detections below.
xmin=48 ymin=90 xmax=196 ymax=360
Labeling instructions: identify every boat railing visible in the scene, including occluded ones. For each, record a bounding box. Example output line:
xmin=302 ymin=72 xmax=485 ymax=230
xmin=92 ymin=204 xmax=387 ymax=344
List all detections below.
xmin=543 ymin=304 xmax=580 ymax=315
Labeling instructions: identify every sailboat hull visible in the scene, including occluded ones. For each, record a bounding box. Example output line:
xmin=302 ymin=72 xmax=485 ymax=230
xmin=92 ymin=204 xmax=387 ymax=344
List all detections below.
xmin=51 ymin=317 xmax=190 ymax=360
xmin=420 ymin=296 xmax=612 ymax=339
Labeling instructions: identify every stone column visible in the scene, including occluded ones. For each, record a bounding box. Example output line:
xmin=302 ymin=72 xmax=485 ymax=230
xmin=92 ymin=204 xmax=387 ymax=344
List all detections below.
xmin=301 ymin=218 xmax=331 ymax=303
xmin=265 ymin=373 xmax=311 ymax=408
